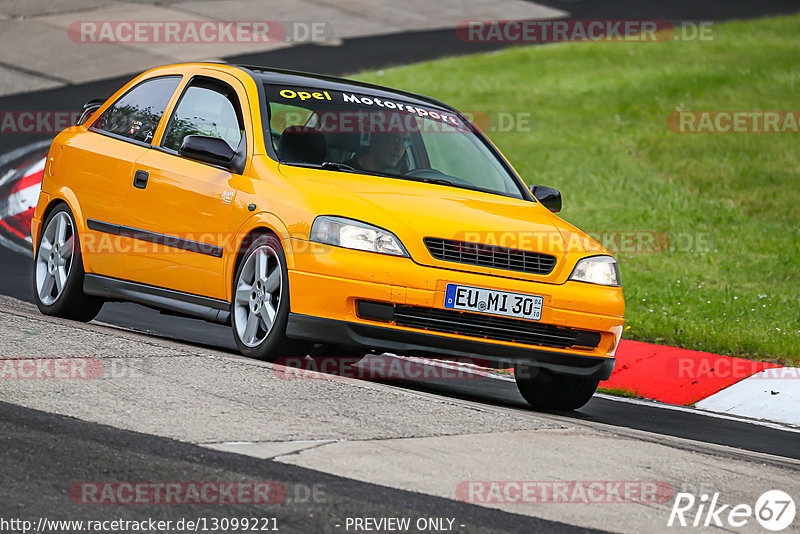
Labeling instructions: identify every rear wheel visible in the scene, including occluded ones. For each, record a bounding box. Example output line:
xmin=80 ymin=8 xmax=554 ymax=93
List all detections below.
xmin=231 ymin=234 xmax=309 ymax=361
xmin=514 ymin=364 xmax=599 ymax=410
xmin=33 ymin=205 xmax=103 ymax=322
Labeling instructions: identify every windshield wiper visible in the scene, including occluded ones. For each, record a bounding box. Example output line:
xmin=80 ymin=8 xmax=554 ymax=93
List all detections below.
xmin=320 ymin=161 xmax=358 ymax=172
xmin=422 ymin=177 xmax=457 ymax=187
xmin=415 ymin=176 xmax=491 ymax=194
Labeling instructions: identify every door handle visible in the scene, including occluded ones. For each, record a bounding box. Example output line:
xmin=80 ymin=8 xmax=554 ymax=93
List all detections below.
xmin=133 ymin=170 xmax=149 ymax=189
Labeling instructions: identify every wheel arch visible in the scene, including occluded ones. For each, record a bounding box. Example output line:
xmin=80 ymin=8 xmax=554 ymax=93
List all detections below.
xmin=227 ymin=212 xmax=294 ymax=302
xmin=35 ymin=190 xmax=83 ymax=253
xmin=34 ymin=198 xmax=66 ymax=254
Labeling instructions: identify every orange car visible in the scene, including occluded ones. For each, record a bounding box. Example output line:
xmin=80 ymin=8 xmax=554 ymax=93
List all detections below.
xmin=32 ymin=63 xmax=624 ymax=409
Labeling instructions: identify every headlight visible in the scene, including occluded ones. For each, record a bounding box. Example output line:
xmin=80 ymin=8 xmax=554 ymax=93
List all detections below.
xmin=310 ymin=216 xmax=408 ymax=257
xmin=569 ymin=256 xmax=621 ymax=286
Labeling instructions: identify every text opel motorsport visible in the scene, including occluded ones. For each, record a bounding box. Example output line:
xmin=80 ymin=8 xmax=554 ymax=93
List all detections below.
xmin=31 ymin=63 xmax=624 ymax=409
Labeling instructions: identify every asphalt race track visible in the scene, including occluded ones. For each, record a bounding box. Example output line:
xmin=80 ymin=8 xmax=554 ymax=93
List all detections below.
xmin=1 ymin=3 xmax=799 ymax=531
xmin=1 ymin=401 xmax=597 ymax=534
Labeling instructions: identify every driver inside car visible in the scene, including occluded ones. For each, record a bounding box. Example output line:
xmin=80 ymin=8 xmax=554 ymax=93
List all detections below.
xmin=346 ymin=132 xmax=412 ymax=174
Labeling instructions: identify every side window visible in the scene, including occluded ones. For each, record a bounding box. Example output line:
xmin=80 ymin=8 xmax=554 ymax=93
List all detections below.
xmin=91 ymin=76 xmax=181 ymax=144
xmin=162 ymin=79 xmax=244 ymax=152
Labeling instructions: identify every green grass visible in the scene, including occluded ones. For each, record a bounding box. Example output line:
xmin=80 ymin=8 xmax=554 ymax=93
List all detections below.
xmin=353 ymin=15 xmax=800 ymax=364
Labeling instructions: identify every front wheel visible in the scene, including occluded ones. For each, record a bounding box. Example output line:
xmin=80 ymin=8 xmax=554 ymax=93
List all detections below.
xmin=33 ymin=205 xmax=104 ymax=322
xmin=231 ymin=234 xmax=308 ymax=361
xmin=514 ymin=365 xmax=599 ymax=410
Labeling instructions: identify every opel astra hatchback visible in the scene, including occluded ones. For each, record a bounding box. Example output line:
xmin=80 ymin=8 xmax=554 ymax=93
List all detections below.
xmin=32 ymin=63 xmax=624 ymax=410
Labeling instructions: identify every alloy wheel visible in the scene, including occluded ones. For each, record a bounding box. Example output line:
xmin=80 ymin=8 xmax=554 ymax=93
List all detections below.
xmin=35 ymin=211 xmax=74 ymax=306
xmin=234 ymin=245 xmax=282 ymax=347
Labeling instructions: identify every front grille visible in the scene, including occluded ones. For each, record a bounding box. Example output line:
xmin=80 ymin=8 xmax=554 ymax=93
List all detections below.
xmin=392 ymin=304 xmax=601 ymax=350
xmin=424 ymin=237 xmax=556 ymax=275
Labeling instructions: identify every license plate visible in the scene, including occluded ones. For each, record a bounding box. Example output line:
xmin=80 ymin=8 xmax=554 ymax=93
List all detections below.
xmin=444 ymin=284 xmax=543 ymax=321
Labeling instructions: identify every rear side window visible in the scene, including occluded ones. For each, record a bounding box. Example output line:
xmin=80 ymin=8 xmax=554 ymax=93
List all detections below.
xmin=162 ymin=78 xmax=244 ymax=152
xmin=91 ymin=76 xmax=181 ymax=144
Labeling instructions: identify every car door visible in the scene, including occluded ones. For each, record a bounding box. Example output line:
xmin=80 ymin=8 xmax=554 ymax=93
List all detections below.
xmin=75 ymin=75 xmax=181 ymax=278
xmin=121 ymin=74 xmax=249 ymax=301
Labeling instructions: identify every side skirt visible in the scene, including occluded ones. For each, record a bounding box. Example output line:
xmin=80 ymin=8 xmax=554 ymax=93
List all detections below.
xmin=83 ymin=274 xmax=230 ymax=325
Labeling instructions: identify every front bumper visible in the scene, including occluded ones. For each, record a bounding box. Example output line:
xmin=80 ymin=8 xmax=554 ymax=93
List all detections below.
xmin=286 ymin=313 xmax=615 ymax=379
xmin=285 ymin=239 xmax=624 ymax=380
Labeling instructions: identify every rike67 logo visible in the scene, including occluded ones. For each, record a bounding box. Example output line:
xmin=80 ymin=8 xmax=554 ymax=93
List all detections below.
xmin=668 ymin=490 xmax=795 ymax=531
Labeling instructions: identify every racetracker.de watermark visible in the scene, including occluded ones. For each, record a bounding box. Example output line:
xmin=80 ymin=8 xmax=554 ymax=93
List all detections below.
xmin=453 ymin=230 xmax=712 ymax=255
xmin=675 ymin=358 xmax=798 ymax=380
xmin=272 ymin=356 xmax=496 ymax=380
xmin=0 ymin=111 xmax=80 ymax=134
xmin=68 ymin=481 xmax=327 ymax=505
xmin=668 ymin=111 xmax=800 ymax=133
xmin=68 ymin=20 xmax=332 ymax=44
xmin=0 ymin=358 xmax=143 ymax=379
xmin=457 ymin=20 xmax=714 ymax=43
xmin=271 ymin=109 xmax=534 ymax=134
xmin=69 ymin=482 xmax=286 ymax=505
xmin=457 ymin=481 xmax=675 ymax=504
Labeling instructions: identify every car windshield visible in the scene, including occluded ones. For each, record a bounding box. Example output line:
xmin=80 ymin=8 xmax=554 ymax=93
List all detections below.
xmin=264 ymin=84 xmax=525 ymax=199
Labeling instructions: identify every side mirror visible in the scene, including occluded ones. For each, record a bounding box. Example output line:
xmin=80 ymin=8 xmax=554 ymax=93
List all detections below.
xmin=530 ymin=185 xmax=562 ymax=213
xmin=76 ymin=98 xmax=105 ymax=126
xmin=179 ymin=135 xmax=236 ymax=168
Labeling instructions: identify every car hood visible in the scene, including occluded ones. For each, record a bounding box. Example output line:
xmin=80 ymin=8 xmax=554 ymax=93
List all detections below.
xmin=279 ymin=165 xmax=606 ymax=284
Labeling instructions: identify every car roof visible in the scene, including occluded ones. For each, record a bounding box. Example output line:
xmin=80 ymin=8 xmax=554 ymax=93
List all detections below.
xmin=237 ymin=64 xmax=458 ymax=113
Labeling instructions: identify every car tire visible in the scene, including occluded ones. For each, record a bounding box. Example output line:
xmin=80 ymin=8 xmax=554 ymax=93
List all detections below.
xmin=231 ymin=234 xmax=309 ymax=361
xmin=33 ymin=204 xmax=104 ymax=322
xmin=514 ymin=365 xmax=599 ymax=410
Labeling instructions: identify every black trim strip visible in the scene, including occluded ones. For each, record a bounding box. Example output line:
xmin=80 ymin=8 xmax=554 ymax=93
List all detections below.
xmin=87 ymin=219 xmax=223 ymax=258
xmin=83 ymin=274 xmax=230 ymax=324
xmin=87 ymin=128 xmax=153 ymax=149
xmin=86 ymin=219 xmax=117 ymax=235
